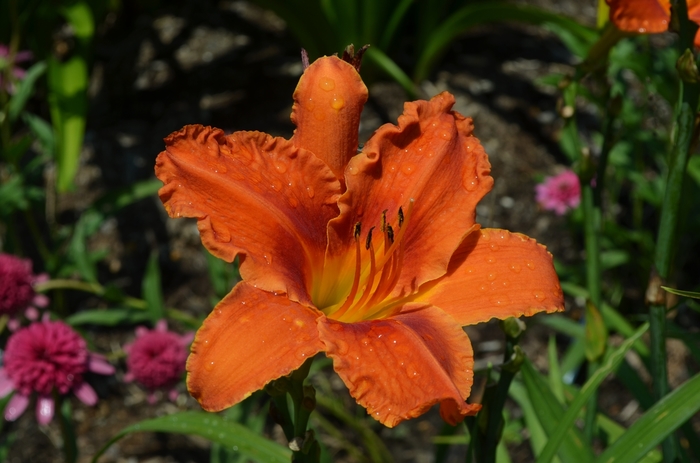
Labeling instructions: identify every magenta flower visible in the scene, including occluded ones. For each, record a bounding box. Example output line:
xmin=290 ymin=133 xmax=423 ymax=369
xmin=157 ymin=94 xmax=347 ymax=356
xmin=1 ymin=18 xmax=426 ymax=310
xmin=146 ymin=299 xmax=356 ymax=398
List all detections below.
xmin=535 ymin=169 xmax=581 ymax=215
xmin=0 ymin=253 xmax=49 ymax=329
xmin=124 ymin=320 xmax=193 ymax=403
xmin=0 ymin=44 xmax=33 ymax=93
xmin=0 ymin=319 xmax=115 ymax=424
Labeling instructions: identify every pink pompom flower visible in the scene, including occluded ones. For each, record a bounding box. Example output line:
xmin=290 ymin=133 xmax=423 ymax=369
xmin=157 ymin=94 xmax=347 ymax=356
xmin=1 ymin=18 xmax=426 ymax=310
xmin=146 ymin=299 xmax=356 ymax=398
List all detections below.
xmin=124 ymin=320 xmax=194 ymax=403
xmin=535 ymin=169 xmax=581 ymax=215
xmin=0 ymin=253 xmax=49 ymax=329
xmin=0 ymin=319 xmax=115 ymax=424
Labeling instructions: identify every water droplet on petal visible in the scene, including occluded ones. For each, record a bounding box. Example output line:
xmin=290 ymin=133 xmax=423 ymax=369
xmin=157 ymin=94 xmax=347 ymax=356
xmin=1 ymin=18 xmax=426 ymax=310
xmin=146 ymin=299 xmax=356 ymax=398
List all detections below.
xmin=464 ymin=177 xmax=478 ymax=191
xmin=401 ymin=163 xmax=416 ymax=175
xmin=319 ymin=77 xmax=335 ymax=91
xmin=289 ymin=196 xmax=298 ymax=208
xmin=490 ymin=295 xmax=510 ymax=306
xmin=489 ymin=243 xmax=499 ymax=251
xmin=526 ymin=261 xmax=536 ymax=270
xmin=205 ymin=361 xmax=215 ymax=371
xmin=306 ymin=185 xmax=315 ymax=198
xmin=510 ymin=263 xmax=521 ymax=273
xmin=480 ymin=231 xmax=490 ymax=241
xmin=348 ymin=165 xmax=360 ymax=175
xmin=487 ymin=272 xmax=497 ymax=281
xmin=533 ymin=291 xmax=546 ymax=302
xmin=271 ymin=179 xmax=283 ymax=191
xmin=273 ymin=161 xmax=287 ymax=173
xmin=441 ymin=131 xmax=451 ymax=140
xmin=487 ymin=257 xmax=496 ymax=264
xmin=331 ymin=97 xmax=345 ymax=110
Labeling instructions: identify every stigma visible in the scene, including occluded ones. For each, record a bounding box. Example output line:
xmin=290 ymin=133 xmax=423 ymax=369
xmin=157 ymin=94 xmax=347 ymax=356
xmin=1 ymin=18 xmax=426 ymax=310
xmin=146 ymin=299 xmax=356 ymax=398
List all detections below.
xmin=326 ymin=199 xmax=414 ymax=322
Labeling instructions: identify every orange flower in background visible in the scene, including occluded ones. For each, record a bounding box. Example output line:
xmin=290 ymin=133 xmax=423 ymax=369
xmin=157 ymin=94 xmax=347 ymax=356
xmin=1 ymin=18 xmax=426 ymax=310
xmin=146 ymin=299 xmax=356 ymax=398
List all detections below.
xmin=155 ymin=54 xmax=564 ymax=427
xmin=606 ymin=0 xmax=700 ymax=46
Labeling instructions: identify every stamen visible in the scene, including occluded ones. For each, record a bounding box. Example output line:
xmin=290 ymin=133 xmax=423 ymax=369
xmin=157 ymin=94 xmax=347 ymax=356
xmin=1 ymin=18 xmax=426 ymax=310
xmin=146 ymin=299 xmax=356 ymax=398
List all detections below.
xmin=346 ymin=232 xmax=378 ymax=319
xmin=365 ymin=226 xmax=375 ymax=250
xmin=332 ymin=223 xmax=363 ymax=318
xmin=398 ymin=206 xmax=404 ymax=228
xmin=387 ymin=225 xmax=394 ymax=245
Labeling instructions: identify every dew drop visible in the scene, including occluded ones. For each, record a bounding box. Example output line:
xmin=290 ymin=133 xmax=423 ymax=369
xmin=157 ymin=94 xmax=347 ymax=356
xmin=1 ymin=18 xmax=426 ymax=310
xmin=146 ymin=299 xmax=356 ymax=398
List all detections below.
xmin=205 ymin=361 xmax=215 ymax=371
xmin=441 ymin=131 xmax=451 ymax=140
xmin=271 ymin=179 xmax=283 ymax=191
xmin=487 ymin=272 xmax=497 ymax=281
xmin=479 ymin=284 xmax=488 ymax=292
xmin=289 ymin=196 xmax=298 ymax=208
xmin=348 ymin=165 xmax=360 ymax=175
xmin=489 ymin=243 xmax=499 ymax=252
xmin=331 ymin=97 xmax=345 ymax=110
xmin=401 ymin=163 xmax=416 ymax=175
xmin=487 ymin=257 xmax=496 ymax=264
xmin=464 ymin=177 xmax=478 ymax=191
xmin=319 ymin=77 xmax=335 ymax=91
xmin=490 ymin=295 xmax=510 ymax=306
xmin=533 ymin=291 xmax=547 ymax=302
xmin=526 ymin=261 xmax=536 ymax=270
xmin=273 ymin=161 xmax=287 ymax=173
xmin=263 ymin=254 xmax=271 ymax=265
xmin=426 ymin=150 xmax=435 ymax=158
xmin=480 ymin=231 xmax=491 ymax=241
xmin=509 ymin=263 xmax=521 ymax=273
xmin=306 ymin=185 xmax=315 ymax=198
xmin=362 ymin=337 xmax=370 ymax=346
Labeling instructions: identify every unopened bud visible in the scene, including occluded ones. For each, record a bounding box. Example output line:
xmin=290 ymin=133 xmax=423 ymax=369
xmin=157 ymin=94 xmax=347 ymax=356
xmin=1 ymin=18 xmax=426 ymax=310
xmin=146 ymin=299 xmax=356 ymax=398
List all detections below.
xmin=503 ymin=345 xmax=525 ymax=373
xmin=500 ymin=317 xmax=526 ymax=340
xmin=264 ymin=377 xmax=290 ymax=396
xmin=302 ymin=385 xmax=316 ymax=412
xmin=677 ymin=49 xmax=700 ymax=83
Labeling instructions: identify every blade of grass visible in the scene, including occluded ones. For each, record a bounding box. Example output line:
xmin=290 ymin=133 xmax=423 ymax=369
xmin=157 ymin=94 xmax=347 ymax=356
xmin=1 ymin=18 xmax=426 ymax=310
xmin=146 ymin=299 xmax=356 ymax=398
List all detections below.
xmin=596 ymin=372 xmax=700 ymax=463
xmin=536 ymin=323 xmax=649 ymax=463
xmin=91 ymin=411 xmax=291 ymax=463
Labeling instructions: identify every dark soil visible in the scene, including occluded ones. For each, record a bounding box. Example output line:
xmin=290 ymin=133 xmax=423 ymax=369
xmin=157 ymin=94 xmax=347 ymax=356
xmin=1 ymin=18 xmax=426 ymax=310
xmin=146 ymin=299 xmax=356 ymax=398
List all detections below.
xmin=9 ymin=1 xmax=690 ymax=462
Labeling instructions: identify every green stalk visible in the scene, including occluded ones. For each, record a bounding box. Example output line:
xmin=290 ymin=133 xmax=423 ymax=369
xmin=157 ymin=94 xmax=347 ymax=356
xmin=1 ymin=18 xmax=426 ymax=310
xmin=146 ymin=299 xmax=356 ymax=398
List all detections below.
xmin=480 ymin=319 xmax=525 ymax=463
xmin=647 ymin=2 xmax=699 ymax=461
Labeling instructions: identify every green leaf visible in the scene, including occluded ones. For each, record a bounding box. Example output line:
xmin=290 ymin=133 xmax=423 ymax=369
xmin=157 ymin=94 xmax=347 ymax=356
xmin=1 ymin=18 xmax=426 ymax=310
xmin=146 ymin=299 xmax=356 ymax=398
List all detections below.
xmin=548 ymin=336 xmax=565 ymax=403
xmin=661 ymin=286 xmax=700 ymax=299
xmin=365 ymin=47 xmax=418 ymax=98
xmin=584 ymin=301 xmax=607 ymax=362
xmin=596 ymin=372 xmax=700 ymax=463
xmin=509 ymin=381 xmax=562 ymax=463
xmin=536 ymin=323 xmax=649 ymax=463
xmin=22 ymin=112 xmax=55 ymax=158
xmin=8 ymin=61 xmax=47 ymax=122
xmin=0 ymin=174 xmax=29 ymax=216
xmin=47 ymin=1 xmax=94 ymax=192
xmin=93 ymin=179 xmax=162 ymax=213
xmin=414 ymin=3 xmax=596 ymax=82
xmin=521 ymin=359 xmax=595 ymax=463
xmin=91 ymin=411 xmax=291 ymax=463
xmin=142 ymin=251 xmax=166 ymax=322
xmin=66 ymin=308 xmax=151 ymax=327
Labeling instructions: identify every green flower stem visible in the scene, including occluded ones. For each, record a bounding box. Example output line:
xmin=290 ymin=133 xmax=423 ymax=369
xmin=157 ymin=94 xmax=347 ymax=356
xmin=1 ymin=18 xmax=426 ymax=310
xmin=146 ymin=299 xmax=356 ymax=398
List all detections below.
xmin=479 ymin=318 xmax=525 ymax=463
xmin=34 ymin=278 xmax=199 ymax=327
xmin=56 ymin=395 xmax=77 ymax=463
xmin=648 ymin=2 xmax=700 ymax=461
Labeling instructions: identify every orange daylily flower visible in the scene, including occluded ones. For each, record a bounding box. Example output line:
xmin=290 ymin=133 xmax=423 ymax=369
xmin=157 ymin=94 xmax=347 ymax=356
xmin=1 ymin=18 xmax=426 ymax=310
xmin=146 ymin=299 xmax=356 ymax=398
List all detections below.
xmin=155 ymin=54 xmax=564 ymax=427
xmin=606 ymin=0 xmax=700 ymax=46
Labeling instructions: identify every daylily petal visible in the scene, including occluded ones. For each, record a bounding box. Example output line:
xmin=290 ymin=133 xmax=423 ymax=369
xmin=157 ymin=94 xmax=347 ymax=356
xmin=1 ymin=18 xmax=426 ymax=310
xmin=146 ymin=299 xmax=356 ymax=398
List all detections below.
xmin=606 ymin=0 xmax=670 ymax=33
xmin=690 ymin=0 xmax=700 ymax=47
xmin=317 ymin=305 xmax=480 ymax=427
xmin=328 ymin=92 xmax=493 ymax=297
xmin=291 ymin=56 xmax=368 ymax=180
xmin=187 ymin=282 xmax=324 ymax=411
xmin=415 ymin=228 xmax=564 ymax=326
xmin=156 ymin=125 xmax=342 ymax=304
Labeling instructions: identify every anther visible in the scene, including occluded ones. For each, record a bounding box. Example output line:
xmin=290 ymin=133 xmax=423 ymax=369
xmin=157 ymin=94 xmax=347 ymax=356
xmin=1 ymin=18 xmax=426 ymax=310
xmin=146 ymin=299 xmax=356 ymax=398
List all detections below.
xmin=365 ymin=227 xmax=375 ymax=250
xmin=353 ymin=222 xmax=362 ymax=240
xmin=398 ymin=207 xmax=404 ymax=228
xmin=387 ymin=225 xmax=395 ymax=245
xmin=380 ymin=210 xmax=388 ymax=232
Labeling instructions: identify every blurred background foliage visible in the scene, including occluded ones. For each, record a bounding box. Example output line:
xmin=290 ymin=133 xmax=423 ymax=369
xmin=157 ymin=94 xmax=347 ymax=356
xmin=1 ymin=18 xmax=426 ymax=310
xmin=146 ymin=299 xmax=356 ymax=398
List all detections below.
xmin=1 ymin=0 xmax=700 ymax=462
